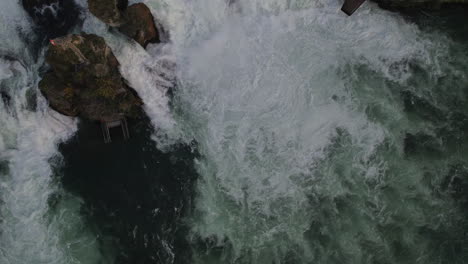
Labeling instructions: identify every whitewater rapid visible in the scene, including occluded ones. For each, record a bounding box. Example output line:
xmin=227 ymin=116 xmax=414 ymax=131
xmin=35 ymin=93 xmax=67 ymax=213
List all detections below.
xmin=144 ymin=0 xmax=466 ymax=263
xmin=0 ymin=1 xmax=105 ymax=263
xmin=0 ymin=0 xmax=467 ymax=263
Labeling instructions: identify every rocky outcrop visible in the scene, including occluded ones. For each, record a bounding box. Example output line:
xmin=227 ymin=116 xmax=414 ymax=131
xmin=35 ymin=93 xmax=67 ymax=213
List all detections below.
xmin=87 ymin=0 xmax=161 ymax=48
xmin=87 ymin=0 xmax=128 ymax=26
xmin=118 ymin=3 xmax=160 ymax=48
xmin=21 ymin=0 xmax=80 ymax=38
xmin=39 ymin=33 xmax=142 ymax=121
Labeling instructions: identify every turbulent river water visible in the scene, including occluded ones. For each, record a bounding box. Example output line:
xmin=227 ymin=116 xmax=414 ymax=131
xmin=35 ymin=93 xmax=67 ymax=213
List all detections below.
xmin=1 ymin=0 xmax=468 ymax=263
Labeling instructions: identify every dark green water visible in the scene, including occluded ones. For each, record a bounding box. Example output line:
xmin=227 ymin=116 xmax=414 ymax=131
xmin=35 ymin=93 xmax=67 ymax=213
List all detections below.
xmin=56 ymin=117 xmax=198 ymax=263
xmin=56 ymin=4 xmax=468 ymax=264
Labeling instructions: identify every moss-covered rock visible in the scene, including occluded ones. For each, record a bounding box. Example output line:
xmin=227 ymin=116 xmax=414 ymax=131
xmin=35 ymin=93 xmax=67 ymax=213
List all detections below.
xmin=39 ymin=33 xmax=142 ymax=121
xmin=118 ymin=3 xmax=160 ymax=48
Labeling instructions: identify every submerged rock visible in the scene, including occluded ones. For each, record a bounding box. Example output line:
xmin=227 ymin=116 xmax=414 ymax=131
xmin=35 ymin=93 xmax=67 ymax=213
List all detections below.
xmin=39 ymin=33 xmax=142 ymax=121
xmin=118 ymin=3 xmax=160 ymax=48
xmin=87 ymin=0 xmax=128 ymax=26
xmin=21 ymin=0 xmax=80 ymax=39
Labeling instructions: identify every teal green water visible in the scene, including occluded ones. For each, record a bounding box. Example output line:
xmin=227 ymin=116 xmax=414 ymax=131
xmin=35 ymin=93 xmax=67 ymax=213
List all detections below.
xmin=161 ymin=0 xmax=468 ymax=263
xmin=1 ymin=0 xmax=468 ymax=263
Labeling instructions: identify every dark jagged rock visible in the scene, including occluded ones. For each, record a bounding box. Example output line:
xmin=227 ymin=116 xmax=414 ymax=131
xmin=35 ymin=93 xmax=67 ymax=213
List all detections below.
xmin=21 ymin=0 xmax=80 ymax=39
xmin=39 ymin=33 xmax=142 ymax=121
xmin=119 ymin=3 xmax=160 ymax=48
xmin=87 ymin=0 xmax=128 ymax=26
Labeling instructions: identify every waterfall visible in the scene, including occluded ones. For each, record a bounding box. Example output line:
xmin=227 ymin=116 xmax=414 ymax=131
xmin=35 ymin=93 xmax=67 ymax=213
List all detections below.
xmin=0 ymin=1 xmax=104 ymax=263
xmin=147 ymin=0 xmax=467 ymax=262
xmin=0 ymin=0 xmax=467 ymax=263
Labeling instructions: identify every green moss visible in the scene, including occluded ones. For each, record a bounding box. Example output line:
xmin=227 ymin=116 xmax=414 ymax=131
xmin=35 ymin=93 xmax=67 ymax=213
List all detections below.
xmin=94 ymin=78 xmax=120 ymax=99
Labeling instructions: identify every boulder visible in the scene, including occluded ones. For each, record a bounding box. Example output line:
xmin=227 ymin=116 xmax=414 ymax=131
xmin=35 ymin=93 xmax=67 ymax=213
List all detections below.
xmin=39 ymin=33 xmax=142 ymax=121
xmin=87 ymin=0 xmax=128 ymax=26
xmin=87 ymin=0 xmax=161 ymax=48
xmin=21 ymin=0 xmax=80 ymax=39
xmin=119 ymin=3 xmax=160 ymax=47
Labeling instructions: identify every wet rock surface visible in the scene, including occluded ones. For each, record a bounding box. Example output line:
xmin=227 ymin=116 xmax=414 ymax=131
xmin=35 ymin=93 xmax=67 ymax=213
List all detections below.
xmin=119 ymin=3 xmax=160 ymax=48
xmin=39 ymin=33 xmax=142 ymax=121
xmin=87 ymin=0 xmax=128 ymax=26
xmin=87 ymin=0 xmax=161 ymax=48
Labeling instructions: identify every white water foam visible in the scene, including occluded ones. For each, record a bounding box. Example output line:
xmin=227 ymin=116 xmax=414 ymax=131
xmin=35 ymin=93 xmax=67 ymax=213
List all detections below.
xmin=73 ymin=0 xmax=183 ymax=149
xmin=0 ymin=1 xmax=105 ymax=263
xmin=143 ymin=0 xmax=457 ymax=262
xmin=67 ymin=0 xmax=460 ymax=262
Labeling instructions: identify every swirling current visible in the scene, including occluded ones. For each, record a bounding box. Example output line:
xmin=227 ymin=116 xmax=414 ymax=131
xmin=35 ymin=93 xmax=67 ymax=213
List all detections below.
xmin=0 ymin=0 xmax=467 ymax=263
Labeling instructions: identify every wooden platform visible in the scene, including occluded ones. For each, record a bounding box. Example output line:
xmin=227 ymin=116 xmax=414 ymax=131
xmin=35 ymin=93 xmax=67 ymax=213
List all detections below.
xmin=101 ymin=118 xmax=130 ymax=143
